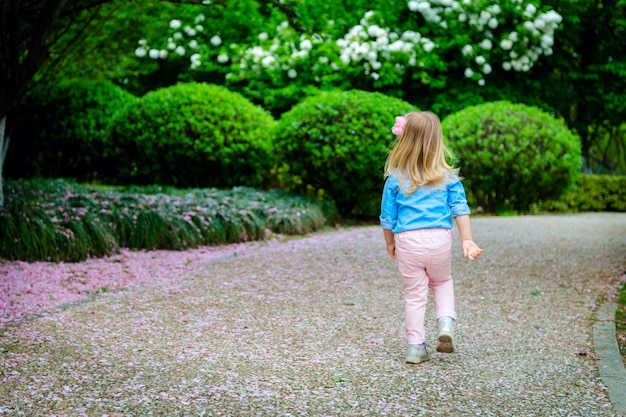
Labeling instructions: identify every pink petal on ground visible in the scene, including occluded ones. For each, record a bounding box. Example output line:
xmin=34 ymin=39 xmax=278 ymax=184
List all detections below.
xmin=0 ymin=242 xmax=255 ymax=324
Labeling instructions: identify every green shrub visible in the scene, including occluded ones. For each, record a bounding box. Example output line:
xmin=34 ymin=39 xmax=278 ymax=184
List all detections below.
xmin=442 ymin=101 xmax=583 ymax=213
xmin=533 ymin=174 xmax=626 ymax=213
xmin=273 ymin=89 xmax=418 ymax=218
xmin=0 ymin=179 xmax=331 ymax=262
xmin=6 ymin=79 xmax=136 ymax=181
xmin=107 ymin=82 xmax=275 ymax=189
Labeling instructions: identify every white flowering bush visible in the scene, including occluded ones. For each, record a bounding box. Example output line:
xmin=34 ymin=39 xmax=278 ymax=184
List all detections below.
xmin=135 ymin=14 xmax=210 ymax=71
xmin=326 ymin=0 xmax=562 ymax=86
xmin=334 ymin=11 xmax=444 ymax=88
xmin=227 ymin=22 xmax=326 ymax=83
xmin=223 ymin=21 xmax=335 ymax=113
xmin=133 ymin=0 xmax=281 ymax=84
xmin=134 ymin=0 xmax=562 ymax=99
xmin=405 ymin=0 xmax=563 ymax=85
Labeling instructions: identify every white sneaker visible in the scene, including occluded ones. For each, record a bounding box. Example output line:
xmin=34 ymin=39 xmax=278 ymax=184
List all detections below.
xmin=406 ymin=343 xmax=430 ymax=364
xmin=436 ymin=317 xmax=456 ymax=353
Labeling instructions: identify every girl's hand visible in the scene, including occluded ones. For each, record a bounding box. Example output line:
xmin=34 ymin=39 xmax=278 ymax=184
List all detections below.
xmin=462 ymin=240 xmax=483 ymax=260
xmin=386 ymin=242 xmax=396 ymax=259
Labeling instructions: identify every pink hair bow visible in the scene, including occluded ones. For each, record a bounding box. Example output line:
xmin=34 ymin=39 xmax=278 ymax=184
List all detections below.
xmin=391 ymin=116 xmax=406 ymax=136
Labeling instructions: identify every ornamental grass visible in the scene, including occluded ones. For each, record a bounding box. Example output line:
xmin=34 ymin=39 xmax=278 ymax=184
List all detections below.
xmin=0 ymin=179 xmax=331 ymax=263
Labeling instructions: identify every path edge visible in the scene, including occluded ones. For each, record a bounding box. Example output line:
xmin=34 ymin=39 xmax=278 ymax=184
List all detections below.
xmin=594 ymin=302 xmax=626 ymax=416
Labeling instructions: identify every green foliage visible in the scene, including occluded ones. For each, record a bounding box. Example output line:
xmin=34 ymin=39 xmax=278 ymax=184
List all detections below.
xmin=183 ymin=187 xmax=331 ymax=236
xmin=123 ymin=0 xmax=289 ymax=95
xmin=293 ymin=0 xmax=405 ymax=37
xmin=273 ymin=89 xmax=418 ymax=218
xmin=533 ymin=174 xmax=626 ymax=213
xmin=41 ymin=1 xmax=205 ymax=95
xmin=0 ymin=178 xmax=331 ymax=262
xmin=241 ymin=83 xmax=323 ymax=118
xmin=6 ymin=79 xmax=136 ymax=181
xmin=537 ymin=0 xmax=626 ymax=166
xmin=442 ymin=101 xmax=583 ymax=213
xmin=107 ymin=82 xmax=275 ymax=189
xmin=587 ymin=123 xmax=626 ymax=175
xmin=11 ymin=0 xmax=626 ymax=181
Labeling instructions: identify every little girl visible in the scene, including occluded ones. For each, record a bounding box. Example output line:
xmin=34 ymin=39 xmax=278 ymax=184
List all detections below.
xmin=380 ymin=111 xmax=482 ymax=364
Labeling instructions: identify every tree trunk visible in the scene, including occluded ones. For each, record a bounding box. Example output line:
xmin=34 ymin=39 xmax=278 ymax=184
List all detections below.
xmin=0 ymin=115 xmax=7 ymax=207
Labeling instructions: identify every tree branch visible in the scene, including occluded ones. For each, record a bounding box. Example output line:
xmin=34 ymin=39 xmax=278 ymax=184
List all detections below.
xmin=25 ymin=0 xmax=69 ymax=73
xmin=260 ymin=0 xmax=307 ymax=33
xmin=40 ymin=2 xmax=105 ymax=78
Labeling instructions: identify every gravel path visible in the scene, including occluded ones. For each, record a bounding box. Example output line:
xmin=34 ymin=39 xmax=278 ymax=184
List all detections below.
xmin=1 ymin=213 xmax=625 ymax=416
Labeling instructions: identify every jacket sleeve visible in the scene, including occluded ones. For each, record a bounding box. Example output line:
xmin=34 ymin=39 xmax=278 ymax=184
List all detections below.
xmin=448 ymin=179 xmax=471 ymax=217
xmin=380 ymin=176 xmax=399 ymax=230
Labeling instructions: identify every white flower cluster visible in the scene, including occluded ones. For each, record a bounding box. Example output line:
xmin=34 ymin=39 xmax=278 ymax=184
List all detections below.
xmin=231 ymin=21 xmax=324 ymax=80
xmin=408 ymin=0 xmax=463 ymax=28
xmin=135 ymin=14 xmax=215 ymax=70
xmin=408 ymin=0 xmax=562 ymax=85
xmin=336 ymin=11 xmax=437 ymax=80
xmin=135 ymin=38 xmax=168 ymax=60
xmin=500 ymin=9 xmax=562 ymax=72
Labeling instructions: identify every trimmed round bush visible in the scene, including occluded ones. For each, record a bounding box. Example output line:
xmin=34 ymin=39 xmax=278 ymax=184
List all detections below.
xmin=108 ymin=82 xmax=275 ymax=188
xmin=6 ymin=79 xmax=136 ymax=181
xmin=442 ymin=101 xmax=583 ymax=213
xmin=273 ymin=89 xmax=418 ymax=218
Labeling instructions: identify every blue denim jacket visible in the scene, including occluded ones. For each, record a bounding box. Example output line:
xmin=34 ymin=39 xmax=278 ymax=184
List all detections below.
xmin=379 ymin=172 xmax=471 ymax=233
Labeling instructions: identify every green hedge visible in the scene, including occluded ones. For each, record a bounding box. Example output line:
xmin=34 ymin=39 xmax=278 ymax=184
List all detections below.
xmin=442 ymin=101 xmax=582 ymax=213
xmin=107 ymin=82 xmax=275 ymax=189
xmin=273 ymin=89 xmax=418 ymax=218
xmin=533 ymin=174 xmax=626 ymax=213
xmin=6 ymin=79 xmax=136 ymax=181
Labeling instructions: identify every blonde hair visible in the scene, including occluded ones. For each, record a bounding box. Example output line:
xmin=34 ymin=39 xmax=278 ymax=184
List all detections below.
xmin=384 ymin=111 xmax=458 ymax=194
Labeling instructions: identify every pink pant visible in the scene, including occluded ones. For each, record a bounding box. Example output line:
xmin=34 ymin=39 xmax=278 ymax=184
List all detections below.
xmin=395 ymin=228 xmax=456 ymax=344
